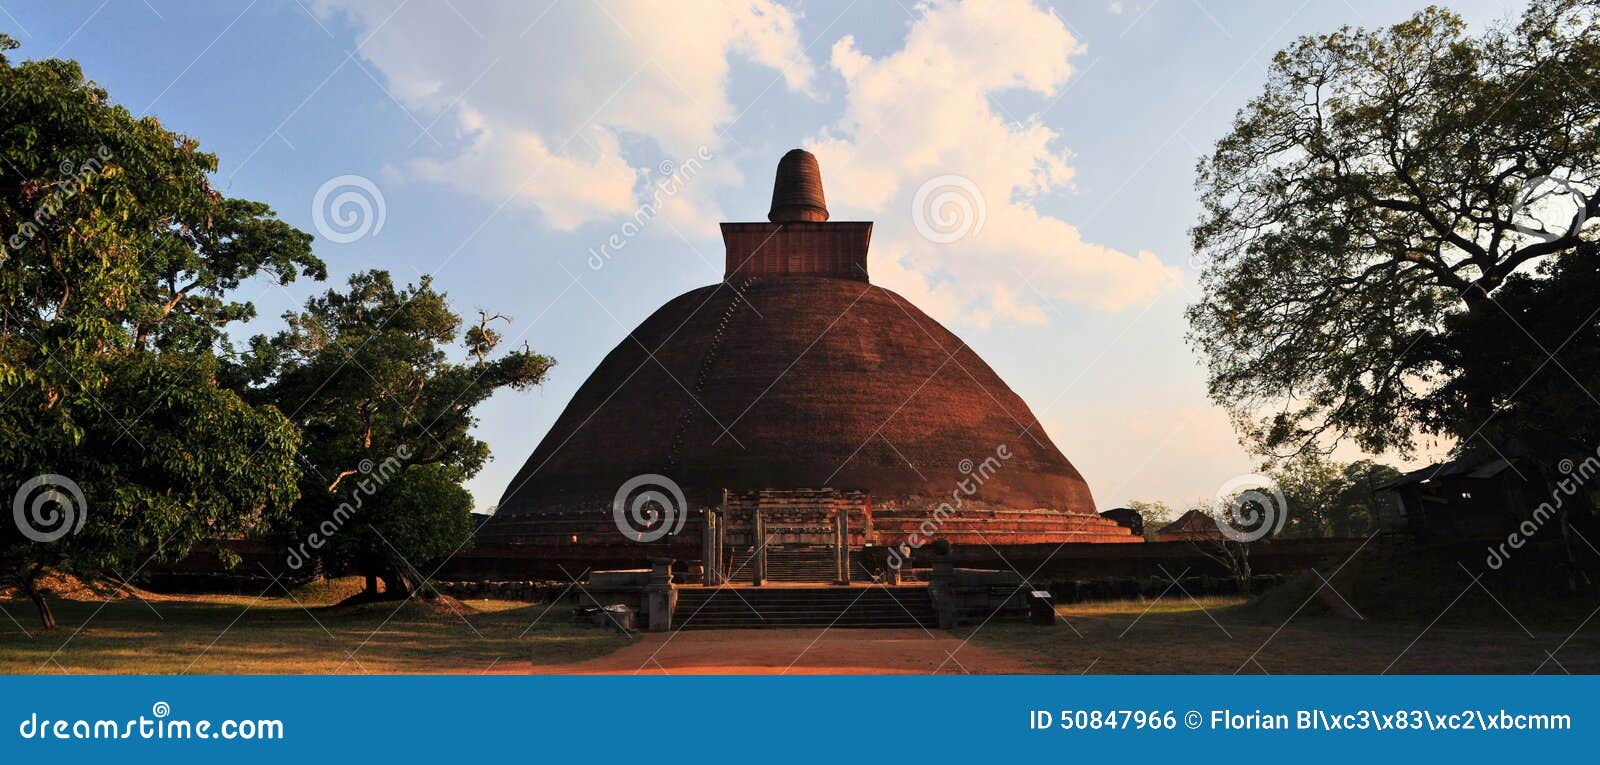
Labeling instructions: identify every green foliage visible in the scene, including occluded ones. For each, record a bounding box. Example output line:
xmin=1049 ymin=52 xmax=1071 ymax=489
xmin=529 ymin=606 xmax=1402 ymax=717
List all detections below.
xmin=0 ymin=38 xmax=322 ymax=623
xmin=1 ymin=353 xmax=301 ymax=583
xmin=237 ymin=270 xmax=554 ymax=589
xmin=1270 ymin=456 xmax=1402 ymax=538
xmin=357 ymin=464 xmax=475 ymax=577
xmin=1189 ymin=0 xmax=1600 ymax=460
xmin=1436 ymin=252 xmax=1600 ymax=459
xmin=1124 ymin=499 xmax=1176 ymax=540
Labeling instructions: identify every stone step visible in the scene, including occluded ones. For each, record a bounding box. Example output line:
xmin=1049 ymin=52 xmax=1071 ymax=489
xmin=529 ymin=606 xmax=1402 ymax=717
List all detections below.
xmin=672 ymin=585 xmax=936 ymax=629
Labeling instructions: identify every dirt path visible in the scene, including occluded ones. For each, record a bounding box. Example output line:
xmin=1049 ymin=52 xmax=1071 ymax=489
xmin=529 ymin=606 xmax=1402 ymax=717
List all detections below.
xmin=524 ymin=628 xmax=1042 ymax=675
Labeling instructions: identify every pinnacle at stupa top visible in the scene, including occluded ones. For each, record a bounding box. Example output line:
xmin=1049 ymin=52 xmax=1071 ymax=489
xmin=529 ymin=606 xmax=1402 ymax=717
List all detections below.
xmin=768 ymin=148 xmax=829 ymax=222
xmin=723 ymin=149 xmax=871 ymax=283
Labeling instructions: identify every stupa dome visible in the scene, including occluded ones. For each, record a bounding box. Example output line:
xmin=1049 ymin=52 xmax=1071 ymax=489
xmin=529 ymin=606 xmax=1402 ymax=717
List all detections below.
xmin=768 ymin=148 xmax=829 ymax=222
xmin=487 ymin=150 xmax=1134 ymax=550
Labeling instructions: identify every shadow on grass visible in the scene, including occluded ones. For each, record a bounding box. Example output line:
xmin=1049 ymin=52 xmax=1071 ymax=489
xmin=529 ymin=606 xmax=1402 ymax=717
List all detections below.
xmin=0 ymin=583 xmax=633 ymax=675
xmin=964 ymin=589 xmax=1600 ymax=674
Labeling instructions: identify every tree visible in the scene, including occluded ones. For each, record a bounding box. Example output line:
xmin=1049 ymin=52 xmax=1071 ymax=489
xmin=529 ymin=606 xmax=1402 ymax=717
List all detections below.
xmin=233 ymin=271 xmax=553 ymax=599
xmin=357 ymin=464 xmax=475 ymax=588
xmin=0 ymin=35 xmax=322 ymax=627
xmin=1189 ymin=1 xmax=1600 ymax=461
xmin=1437 ymin=252 xmax=1600 ymax=458
xmin=1271 ymin=455 xmax=1402 ymax=538
xmin=1125 ymin=499 xmax=1176 ymax=541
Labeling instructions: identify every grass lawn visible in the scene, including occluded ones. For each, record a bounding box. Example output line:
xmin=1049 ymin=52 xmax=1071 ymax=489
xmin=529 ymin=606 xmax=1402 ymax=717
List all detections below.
xmin=967 ymin=594 xmax=1600 ymax=674
xmin=0 ymin=578 xmax=633 ymax=674
xmin=5 ymin=580 xmax=1598 ymax=674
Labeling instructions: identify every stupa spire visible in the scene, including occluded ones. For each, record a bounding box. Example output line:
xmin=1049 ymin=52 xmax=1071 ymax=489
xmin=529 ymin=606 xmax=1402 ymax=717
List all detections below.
xmin=768 ymin=148 xmax=829 ymax=222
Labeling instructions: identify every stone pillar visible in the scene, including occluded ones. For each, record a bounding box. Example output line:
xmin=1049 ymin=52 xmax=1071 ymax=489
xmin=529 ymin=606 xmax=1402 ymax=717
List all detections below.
xmin=720 ymin=508 xmax=732 ymax=585
xmin=716 ymin=490 xmax=729 ymax=585
xmin=644 ymin=557 xmax=677 ymax=632
xmin=702 ymin=506 xmax=722 ymax=586
xmin=929 ymin=551 xmax=956 ymax=629
xmin=753 ymin=508 xmax=766 ymax=586
xmin=835 ymin=508 xmax=849 ymax=584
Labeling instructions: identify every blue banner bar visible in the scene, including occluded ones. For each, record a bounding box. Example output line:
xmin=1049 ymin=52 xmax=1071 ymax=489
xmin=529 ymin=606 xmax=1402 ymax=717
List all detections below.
xmin=0 ymin=676 xmax=1589 ymax=763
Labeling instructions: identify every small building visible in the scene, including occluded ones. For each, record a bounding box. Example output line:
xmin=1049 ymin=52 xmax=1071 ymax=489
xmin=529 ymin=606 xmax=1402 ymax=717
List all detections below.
xmin=1154 ymin=509 xmax=1224 ymax=542
xmin=1375 ymin=456 xmax=1533 ymax=539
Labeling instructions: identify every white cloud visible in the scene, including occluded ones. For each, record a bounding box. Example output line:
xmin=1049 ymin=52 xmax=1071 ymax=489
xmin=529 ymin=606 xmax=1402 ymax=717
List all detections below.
xmin=315 ymin=0 xmax=815 ymax=230
xmin=807 ymin=0 xmax=1179 ymax=321
xmin=317 ymin=0 xmax=1176 ymax=317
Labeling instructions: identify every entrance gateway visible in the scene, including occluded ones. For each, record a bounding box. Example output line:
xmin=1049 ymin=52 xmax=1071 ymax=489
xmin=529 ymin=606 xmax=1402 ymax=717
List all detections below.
xmin=701 ymin=489 xmax=867 ymax=585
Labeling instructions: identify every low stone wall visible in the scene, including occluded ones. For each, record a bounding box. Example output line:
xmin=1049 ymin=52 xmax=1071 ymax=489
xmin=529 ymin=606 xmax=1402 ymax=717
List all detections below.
xmin=430 ymin=537 xmax=1366 ymax=582
xmin=928 ymin=567 xmax=1029 ymax=627
xmin=150 ymin=537 xmax=1369 ymax=605
xmin=1043 ymin=573 xmax=1288 ymax=602
xmin=437 ymin=563 xmax=677 ymax=631
xmin=925 ymin=560 xmax=1295 ymax=627
xmin=434 ymin=580 xmax=569 ymax=601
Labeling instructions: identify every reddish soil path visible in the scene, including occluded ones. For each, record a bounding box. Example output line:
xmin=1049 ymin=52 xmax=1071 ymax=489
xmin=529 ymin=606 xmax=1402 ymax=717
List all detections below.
xmin=525 ymin=628 xmax=1041 ymax=675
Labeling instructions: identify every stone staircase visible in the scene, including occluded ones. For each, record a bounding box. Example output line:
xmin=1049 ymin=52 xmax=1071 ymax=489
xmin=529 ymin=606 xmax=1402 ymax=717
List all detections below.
xmin=672 ymin=586 xmax=937 ymax=629
xmin=765 ymin=546 xmax=837 ymax=582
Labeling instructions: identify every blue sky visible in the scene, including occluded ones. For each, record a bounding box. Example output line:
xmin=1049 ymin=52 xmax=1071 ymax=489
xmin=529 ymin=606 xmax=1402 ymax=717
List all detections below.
xmin=6 ymin=0 xmax=1515 ymax=511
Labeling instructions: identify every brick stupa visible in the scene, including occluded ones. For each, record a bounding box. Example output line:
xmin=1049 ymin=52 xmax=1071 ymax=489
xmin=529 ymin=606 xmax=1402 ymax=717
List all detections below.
xmin=484 ymin=150 xmax=1138 ymax=551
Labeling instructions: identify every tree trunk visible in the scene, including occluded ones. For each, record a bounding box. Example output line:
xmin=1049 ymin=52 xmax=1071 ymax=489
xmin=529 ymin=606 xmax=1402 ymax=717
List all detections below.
xmin=20 ymin=571 xmax=56 ymax=631
xmin=381 ymin=572 xmax=410 ymax=600
xmin=1458 ymin=288 xmax=1503 ymax=428
xmin=364 ymin=574 xmax=379 ymax=598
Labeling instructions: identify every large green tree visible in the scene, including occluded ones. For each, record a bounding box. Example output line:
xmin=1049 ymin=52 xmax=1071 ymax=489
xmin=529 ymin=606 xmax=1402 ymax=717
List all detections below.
xmin=1271 ymin=456 xmax=1402 ymax=538
xmin=0 ymin=35 xmax=322 ymax=627
xmin=232 ymin=270 xmax=553 ymax=599
xmin=1189 ymin=1 xmax=1600 ymax=462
